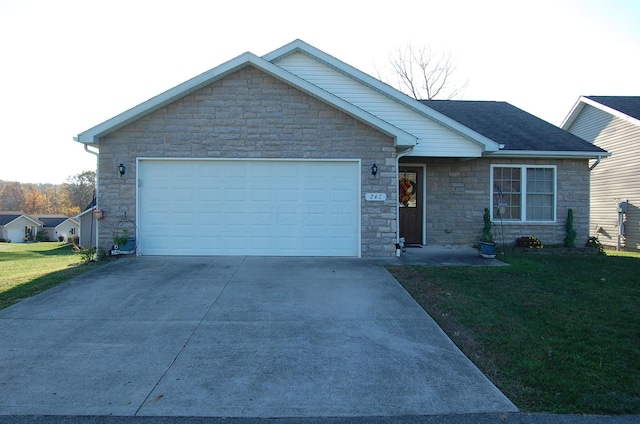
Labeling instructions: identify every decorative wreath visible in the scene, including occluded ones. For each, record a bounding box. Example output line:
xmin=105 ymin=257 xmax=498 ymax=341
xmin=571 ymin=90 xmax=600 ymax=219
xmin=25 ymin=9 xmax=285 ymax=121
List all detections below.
xmin=399 ymin=177 xmax=415 ymax=206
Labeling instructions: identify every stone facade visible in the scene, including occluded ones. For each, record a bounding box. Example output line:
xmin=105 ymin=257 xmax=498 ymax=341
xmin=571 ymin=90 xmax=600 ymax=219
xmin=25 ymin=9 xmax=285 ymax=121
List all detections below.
xmin=97 ymin=66 xmax=398 ymax=257
xmin=411 ymin=157 xmax=591 ymax=246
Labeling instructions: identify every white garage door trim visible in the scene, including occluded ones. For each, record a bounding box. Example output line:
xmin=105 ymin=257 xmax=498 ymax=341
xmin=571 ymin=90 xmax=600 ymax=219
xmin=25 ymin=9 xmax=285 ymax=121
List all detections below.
xmin=136 ymin=158 xmax=361 ymax=257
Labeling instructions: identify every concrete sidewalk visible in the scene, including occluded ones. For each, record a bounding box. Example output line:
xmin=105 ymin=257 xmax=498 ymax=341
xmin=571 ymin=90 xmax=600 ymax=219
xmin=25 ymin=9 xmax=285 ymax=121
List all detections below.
xmin=0 ymin=256 xmax=516 ymax=417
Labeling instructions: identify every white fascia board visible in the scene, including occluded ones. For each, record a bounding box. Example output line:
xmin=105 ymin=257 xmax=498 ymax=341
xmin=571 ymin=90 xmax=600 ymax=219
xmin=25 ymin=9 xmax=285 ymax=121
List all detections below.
xmin=264 ymin=40 xmax=500 ymax=152
xmin=560 ymin=96 xmax=586 ymax=129
xmin=7 ymin=215 xmax=43 ymax=227
xmin=75 ymin=47 xmax=416 ymax=147
xmin=487 ymin=150 xmax=611 ymax=159
xmin=566 ymin=96 xmax=640 ymax=129
xmin=74 ymin=52 xmax=259 ymax=145
xmin=256 ymin=56 xmax=416 ymax=147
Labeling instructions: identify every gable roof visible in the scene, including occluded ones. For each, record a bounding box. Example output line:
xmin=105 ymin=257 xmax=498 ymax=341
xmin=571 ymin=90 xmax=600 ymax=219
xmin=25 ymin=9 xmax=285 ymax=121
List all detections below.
xmin=562 ymin=96 xmax=640 ymax=130
xmin=38 ymin=215 xmax=76 ymax=228
xmin=422 ymin=100 xmax=609 ymax=158
xmin=0 ymin=212 xmax=22 ymax=226
xmin=74 ymin=46 xmax=418 ymax=148
xmin=0 ymin=212 xmax=43 ymax=227
xmin=263 ymin=40 xmax=500 ymax=153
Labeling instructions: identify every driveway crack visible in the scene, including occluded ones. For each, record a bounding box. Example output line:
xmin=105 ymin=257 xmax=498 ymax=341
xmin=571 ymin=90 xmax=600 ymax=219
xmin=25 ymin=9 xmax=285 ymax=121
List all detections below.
xmin=134 ymin=256 xmax=247 ymax=416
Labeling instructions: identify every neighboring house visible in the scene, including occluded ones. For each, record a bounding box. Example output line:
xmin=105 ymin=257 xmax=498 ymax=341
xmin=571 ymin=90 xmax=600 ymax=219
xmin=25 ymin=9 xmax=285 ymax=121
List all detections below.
xmin=76 ymin=198 xmax=97 ymax=249
xmin=0 ymin=212 xmax=42 ymax=243
xmin=562 ymin=96 xmax=640 ymax=251
xmin=74 ymin=39 xmax=607 ymax=258
xmin=38 ymin=215 xmax=79 ymax=242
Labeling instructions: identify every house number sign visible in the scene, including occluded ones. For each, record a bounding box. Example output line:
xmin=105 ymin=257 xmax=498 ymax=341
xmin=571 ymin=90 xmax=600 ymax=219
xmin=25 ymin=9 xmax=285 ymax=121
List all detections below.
xmin=365 ymin=193 xmax=387 ymax=201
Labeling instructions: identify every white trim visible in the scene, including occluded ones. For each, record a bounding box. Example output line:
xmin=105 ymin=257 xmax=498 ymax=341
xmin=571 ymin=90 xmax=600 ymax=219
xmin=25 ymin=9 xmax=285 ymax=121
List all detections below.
xmin=487 ymin=150 xmax=610 ymax=159
xmin=490 ymin=164 xmax=558 ymax=223
xmin=561 ymin=96 xmax=640 ymax=129
xmin=75 ymin=50 xmax=417 ymax=148
xmin=264 ymin=40 xmax=500 ymax=152
xmin=0 ymin=214 xmax=42 ymax=227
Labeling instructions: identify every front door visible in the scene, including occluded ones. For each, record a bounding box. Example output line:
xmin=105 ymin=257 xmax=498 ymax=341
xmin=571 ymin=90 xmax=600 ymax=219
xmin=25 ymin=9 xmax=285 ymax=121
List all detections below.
xmin=399 ymin=167 xmax=423 ymax=245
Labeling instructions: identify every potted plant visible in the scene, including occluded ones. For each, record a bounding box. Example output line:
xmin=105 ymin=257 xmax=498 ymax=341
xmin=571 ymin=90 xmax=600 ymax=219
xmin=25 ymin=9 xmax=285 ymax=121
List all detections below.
xmin=479 ymin=208 xmax=497 ymax=259
xmin=112 ymin=229 xmax=136 ymax=255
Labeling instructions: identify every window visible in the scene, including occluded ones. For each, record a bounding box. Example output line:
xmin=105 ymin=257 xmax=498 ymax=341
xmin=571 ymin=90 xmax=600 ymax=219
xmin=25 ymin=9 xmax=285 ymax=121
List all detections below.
xmin=491 ymin=165 xmax=556 ymax=222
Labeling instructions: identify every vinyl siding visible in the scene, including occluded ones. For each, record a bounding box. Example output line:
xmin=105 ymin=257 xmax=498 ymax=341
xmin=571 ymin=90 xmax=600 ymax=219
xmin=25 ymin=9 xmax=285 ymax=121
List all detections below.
xmin=567 ymin=104 xmax=640 ymax=250
xmin=274 ymin=52 xmax=483 ymax=157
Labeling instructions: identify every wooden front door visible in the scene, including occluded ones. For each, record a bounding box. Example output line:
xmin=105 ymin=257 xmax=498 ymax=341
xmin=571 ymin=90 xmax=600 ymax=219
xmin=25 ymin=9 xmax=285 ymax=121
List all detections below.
xmin=399 ymin=167 xmax=423 ymax=245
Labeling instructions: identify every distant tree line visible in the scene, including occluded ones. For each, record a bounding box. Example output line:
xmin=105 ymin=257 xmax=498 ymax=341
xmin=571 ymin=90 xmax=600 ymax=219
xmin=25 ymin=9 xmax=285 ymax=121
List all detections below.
xmin=0 ymin=170 xmax=96 ymax=217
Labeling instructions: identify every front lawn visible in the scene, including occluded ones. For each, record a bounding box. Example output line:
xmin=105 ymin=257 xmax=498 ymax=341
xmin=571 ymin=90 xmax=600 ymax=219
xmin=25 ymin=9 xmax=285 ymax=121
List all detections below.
xmin=0 ymin=242 xmax=101 ymax=310
xmin=387 ymin=250 xmax=640 ymax=414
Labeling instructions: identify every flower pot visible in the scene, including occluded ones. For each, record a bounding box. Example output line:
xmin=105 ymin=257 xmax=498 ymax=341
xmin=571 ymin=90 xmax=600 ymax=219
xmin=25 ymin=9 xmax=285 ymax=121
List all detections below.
xmin=479 ymin=241 xmax=497 ymax=259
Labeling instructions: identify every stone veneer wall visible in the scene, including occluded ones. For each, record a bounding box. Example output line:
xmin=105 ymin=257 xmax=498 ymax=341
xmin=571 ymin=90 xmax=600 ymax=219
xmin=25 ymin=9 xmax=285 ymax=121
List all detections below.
xmin=420 ymin=157 xmax=590 ymax=246
xmin=97 ymin=66 xmax=398 ymax=257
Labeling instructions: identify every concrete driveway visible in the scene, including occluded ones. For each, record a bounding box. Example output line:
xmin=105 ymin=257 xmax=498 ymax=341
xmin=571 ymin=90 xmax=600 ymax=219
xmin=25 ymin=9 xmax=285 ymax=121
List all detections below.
xmin=0 ymin=256 xmax=517 ymax=417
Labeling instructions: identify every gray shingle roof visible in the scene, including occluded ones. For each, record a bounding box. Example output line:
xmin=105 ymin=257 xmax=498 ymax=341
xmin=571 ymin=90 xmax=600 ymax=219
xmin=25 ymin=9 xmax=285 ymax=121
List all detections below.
xmin=0 ymin=213 xmax=22 ymax=226
xmin=586 ymin=96 xmax=640 ymax=121
xmin=38 ymin=217 xmax=69 ymax=228
xmin=421 ymin=100 xmax=608 ymax=153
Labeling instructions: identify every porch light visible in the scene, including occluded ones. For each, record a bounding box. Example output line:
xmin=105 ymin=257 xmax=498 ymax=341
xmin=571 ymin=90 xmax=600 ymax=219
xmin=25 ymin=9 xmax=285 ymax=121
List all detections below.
xmin=118 ymin=163 xmax=126 ymax=178
xmin=371 ymin=163 xmax=378 ymax=176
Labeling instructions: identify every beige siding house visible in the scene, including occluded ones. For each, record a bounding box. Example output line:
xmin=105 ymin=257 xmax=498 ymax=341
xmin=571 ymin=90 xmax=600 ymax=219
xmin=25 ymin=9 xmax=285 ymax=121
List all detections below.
xmin=74 ymin=40 xmax=607 ymax=257
xmin=563 ymin=96 xmax=640 ymax=251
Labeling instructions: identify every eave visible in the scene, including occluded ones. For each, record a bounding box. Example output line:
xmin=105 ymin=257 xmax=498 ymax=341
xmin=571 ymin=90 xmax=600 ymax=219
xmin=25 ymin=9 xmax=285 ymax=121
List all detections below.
xmin=74 ymin=50 xmax=417 ymax=148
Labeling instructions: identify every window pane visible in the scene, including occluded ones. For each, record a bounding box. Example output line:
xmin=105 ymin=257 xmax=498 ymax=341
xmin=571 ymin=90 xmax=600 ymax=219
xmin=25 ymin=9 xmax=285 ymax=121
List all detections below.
xmin=493 ymin=167 xmax=521 ymax=220
xmin=526 ymin=167 xmax=554 ymax=221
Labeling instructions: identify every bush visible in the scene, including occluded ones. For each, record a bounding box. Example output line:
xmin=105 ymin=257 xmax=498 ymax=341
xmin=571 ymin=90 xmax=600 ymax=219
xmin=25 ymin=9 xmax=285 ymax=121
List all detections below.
xmin=564 ymin=208 xmax=577 ymax=248
xmin=515 ymin=236 xmax=544 ymax=249
xmin=0 ymin=238 xmax=6 ymax=243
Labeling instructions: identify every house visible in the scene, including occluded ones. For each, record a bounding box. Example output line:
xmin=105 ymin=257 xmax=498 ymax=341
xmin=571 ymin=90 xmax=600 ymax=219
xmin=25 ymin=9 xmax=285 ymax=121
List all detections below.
xmin=74 ymin=40 xmax=607 ymax=257
xmin=0 ymin=212 xmax=42 ymax=243
xmin=562 ymin=96 xmax=640 ymax=251
xmin=37 ymin=215 xmax=79 ymax=242
xmin=76 ymin=198 xmax=97 ymax=249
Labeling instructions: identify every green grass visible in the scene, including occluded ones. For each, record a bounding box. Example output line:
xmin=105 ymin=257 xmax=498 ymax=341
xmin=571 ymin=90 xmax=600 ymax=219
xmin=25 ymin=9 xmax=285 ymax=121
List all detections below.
xmin=0 ymin=242 xmax=101 ymax=310
xmin=387 ymin=250 xmax=640 ymax=414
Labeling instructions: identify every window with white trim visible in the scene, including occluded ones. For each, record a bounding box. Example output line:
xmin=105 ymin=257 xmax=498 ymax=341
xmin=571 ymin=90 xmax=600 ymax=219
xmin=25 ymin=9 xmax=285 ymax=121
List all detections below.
xmin=491 ymin=165 xmax=556 ymax=222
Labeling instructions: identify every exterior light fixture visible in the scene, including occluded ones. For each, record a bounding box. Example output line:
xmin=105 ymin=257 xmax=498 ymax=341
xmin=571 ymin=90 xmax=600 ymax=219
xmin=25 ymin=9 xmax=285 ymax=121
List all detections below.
xmin=118 ymin=163 xmax=126 ymax=178
xmin=371 ymin=163 xmax=378 ymax=176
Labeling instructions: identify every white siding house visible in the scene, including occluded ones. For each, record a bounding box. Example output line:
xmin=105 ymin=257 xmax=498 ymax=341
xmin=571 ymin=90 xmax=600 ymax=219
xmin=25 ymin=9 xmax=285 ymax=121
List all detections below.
xmin=562 ymin=96 xmax=640 ymax=251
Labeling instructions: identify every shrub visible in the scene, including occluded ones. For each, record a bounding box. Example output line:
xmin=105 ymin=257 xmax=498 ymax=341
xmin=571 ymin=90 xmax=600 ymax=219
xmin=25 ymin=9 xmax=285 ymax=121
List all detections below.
xmin=75 ymin=247 xmax=96 ymax=264
xmin=564 ymin=208 xmax=577 ymax=248
xmin=515 ymin=236 xmax=544 ymax=249
xmin=479 ymin=208 xmax=494 ymax=243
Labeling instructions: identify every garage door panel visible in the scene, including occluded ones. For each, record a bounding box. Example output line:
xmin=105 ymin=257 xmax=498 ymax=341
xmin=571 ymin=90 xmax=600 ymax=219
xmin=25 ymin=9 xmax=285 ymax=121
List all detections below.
xmin=138 ymin=160 xmax=359 ymax=256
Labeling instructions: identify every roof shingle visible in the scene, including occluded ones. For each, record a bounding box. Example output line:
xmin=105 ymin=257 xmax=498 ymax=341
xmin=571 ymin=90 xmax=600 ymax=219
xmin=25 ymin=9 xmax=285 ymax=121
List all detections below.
xmin=421 ymin=100 xmax=607 ymax=154
xmin=586 ymin=96 xmax=640 ymax=121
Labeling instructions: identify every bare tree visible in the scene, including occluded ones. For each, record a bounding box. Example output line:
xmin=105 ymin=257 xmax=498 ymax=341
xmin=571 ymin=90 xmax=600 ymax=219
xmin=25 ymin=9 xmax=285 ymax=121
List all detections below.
xmin=385 ymin=42 xmax=468 ymax=100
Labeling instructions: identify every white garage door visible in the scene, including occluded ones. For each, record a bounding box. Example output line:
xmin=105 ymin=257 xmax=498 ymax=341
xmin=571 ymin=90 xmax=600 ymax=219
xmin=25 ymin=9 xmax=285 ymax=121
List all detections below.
xmin=137 ymin=159 xmax=360 ymax=256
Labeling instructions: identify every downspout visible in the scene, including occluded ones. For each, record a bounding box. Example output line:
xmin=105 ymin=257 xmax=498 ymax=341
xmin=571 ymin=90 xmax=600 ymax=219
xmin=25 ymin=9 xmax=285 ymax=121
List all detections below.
xmin=396 ymin=146 xmax=415 ymax=247
xmin=589 ymin=155 xmax=602 ymax=171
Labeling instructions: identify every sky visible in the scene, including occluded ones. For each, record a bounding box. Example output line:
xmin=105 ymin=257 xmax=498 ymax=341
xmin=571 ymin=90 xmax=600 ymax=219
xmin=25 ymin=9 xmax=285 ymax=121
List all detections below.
xmin=1 ymin=0 xmax=639 ymax=184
